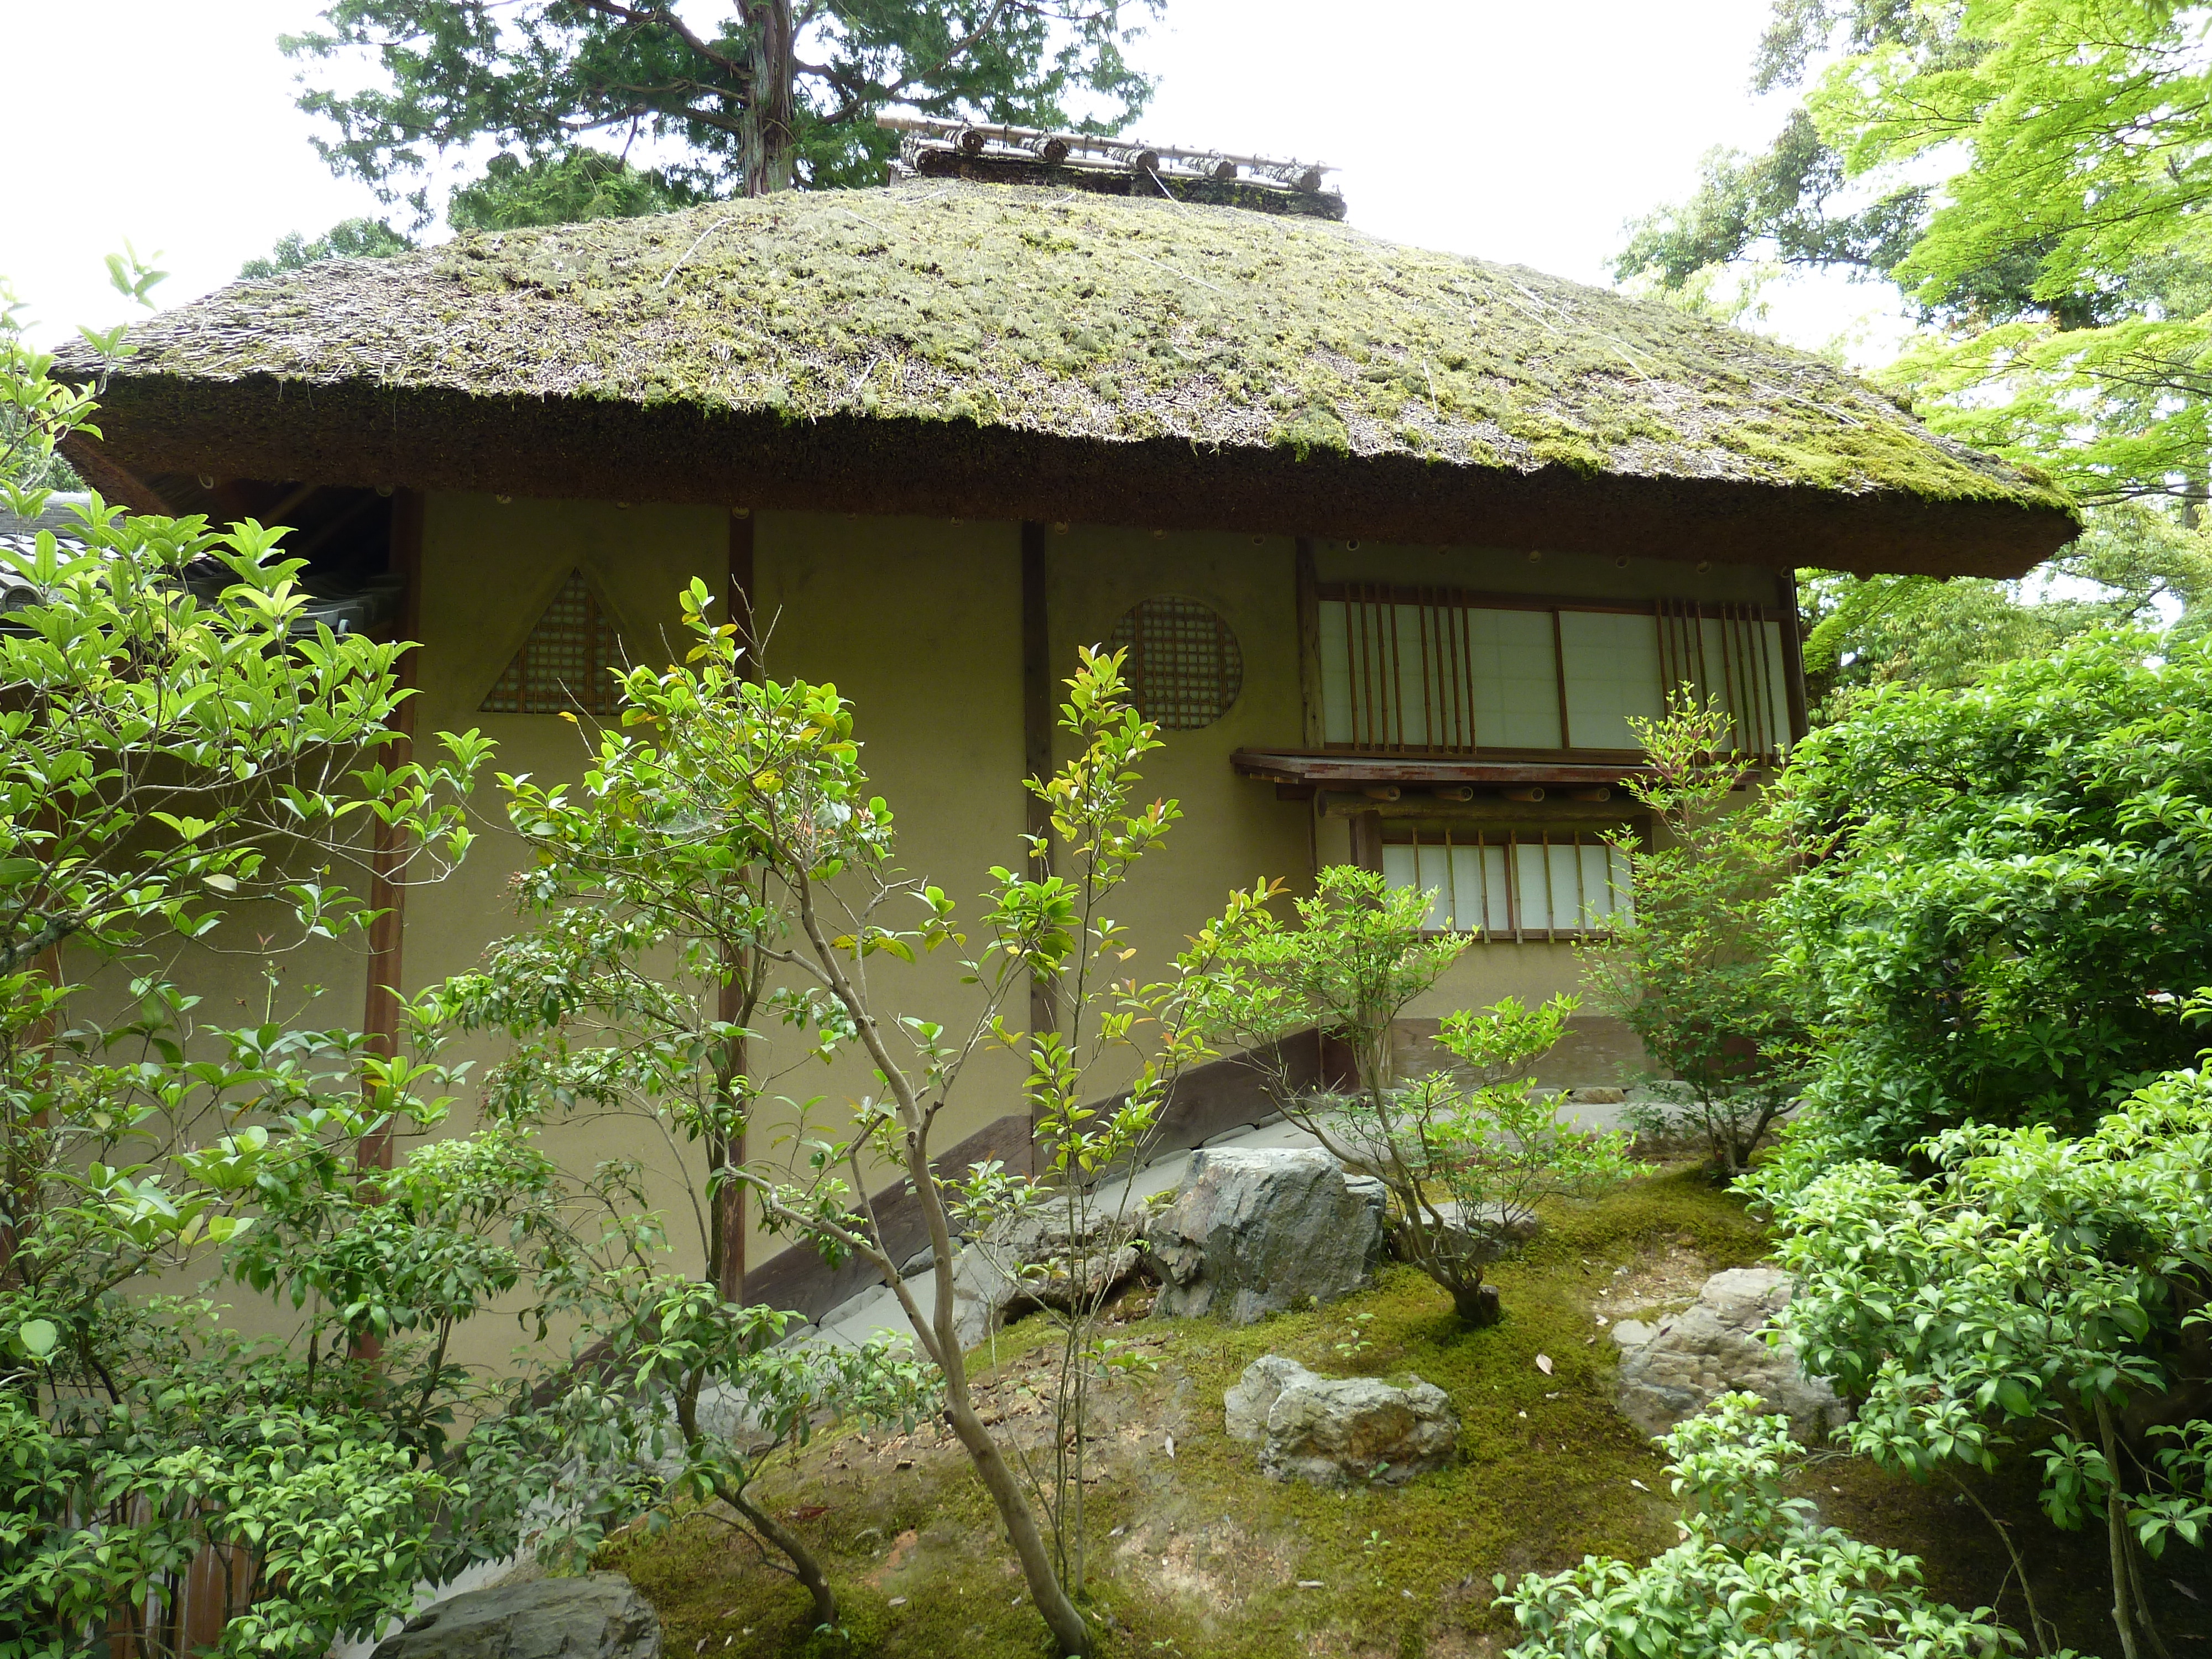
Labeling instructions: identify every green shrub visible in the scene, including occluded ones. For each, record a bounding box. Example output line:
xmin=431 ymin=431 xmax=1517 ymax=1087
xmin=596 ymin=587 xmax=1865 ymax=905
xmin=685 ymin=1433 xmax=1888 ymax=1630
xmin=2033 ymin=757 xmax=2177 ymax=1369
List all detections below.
xmin=1494 ymin=1394 xmax=2038 ymax=1658
xmin=1755 ymin=1059 xmax=2212 ymax=1659
xmin=1579 ymin=698 xmax=1808 ymax=1175
xmin=1774 ymin=628 xmax=2212 ymax=1162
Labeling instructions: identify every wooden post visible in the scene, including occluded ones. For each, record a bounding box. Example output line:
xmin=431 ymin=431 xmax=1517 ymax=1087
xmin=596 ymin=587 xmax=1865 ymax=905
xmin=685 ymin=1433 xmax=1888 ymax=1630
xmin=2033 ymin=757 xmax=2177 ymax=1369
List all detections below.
xmin=1551 ymin=607 xmax=1573 ymax=750
xmin=358 ymin=489 xmax=422 ymax=1178
xmin=712 ymin=509 xmax=757 ymax=1304
xmin=1296 ymin=538 xmax=1322 ymax=747
xmin=1776 ymin=569 xmax=1810 ymax=747
xmin=1021 ymin=522 xmax=1053 ymax=1177
xmin=1349 ymin=809 xmax=1384 ymax=873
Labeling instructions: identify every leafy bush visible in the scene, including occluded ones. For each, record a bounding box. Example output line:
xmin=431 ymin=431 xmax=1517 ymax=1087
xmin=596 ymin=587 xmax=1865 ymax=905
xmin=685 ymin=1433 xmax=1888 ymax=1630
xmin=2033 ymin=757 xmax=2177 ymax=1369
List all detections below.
xmin=1494 ymin=1393 xmax=2040 ymax=1658
xmin=1773 ymin=629 xmax=2212 ymax=1162
xmin=1755 ymin=1061 xmax=2212 ymax=1659
xmin=1199 ymin=865 xmax=1644 ymax=1326
xmin=441 ymin=591 xmax=1240 ymax=1657
xmin=1579 ymin=698 xmax=1807 ymax=1175
xmin=0 ymin=262 xmax=685 ymax=1659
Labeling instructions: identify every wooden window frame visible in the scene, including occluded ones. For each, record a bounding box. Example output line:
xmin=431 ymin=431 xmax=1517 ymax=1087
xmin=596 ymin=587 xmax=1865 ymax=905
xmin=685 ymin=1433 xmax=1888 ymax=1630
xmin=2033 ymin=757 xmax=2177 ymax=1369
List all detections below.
xmin=1380 ymin=822 xmax=1637 ymax=943
xmin=1318 ymin=582 xmax=1794 ymax=762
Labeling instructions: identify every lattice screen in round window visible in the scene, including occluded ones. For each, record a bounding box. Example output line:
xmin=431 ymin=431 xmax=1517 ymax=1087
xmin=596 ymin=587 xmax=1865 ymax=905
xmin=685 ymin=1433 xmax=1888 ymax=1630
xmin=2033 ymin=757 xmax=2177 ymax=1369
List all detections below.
xmin=1106 ymin=596 xmax=1243 ymax=729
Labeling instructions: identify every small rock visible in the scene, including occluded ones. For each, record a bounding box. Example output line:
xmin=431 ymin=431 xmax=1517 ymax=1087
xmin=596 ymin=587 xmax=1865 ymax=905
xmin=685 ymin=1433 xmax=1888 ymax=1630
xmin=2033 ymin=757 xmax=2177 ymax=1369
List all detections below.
xmin=1610 ymin=1267 xmax=1850 ymax=1442
xmin=1224 ymin=1355 xmax=1459 ymax=1488
xmin=1225 ymin=1354 xmax=1311 ymax=1442
xmin=369 ymin=1575 xmax=659 ymax=1659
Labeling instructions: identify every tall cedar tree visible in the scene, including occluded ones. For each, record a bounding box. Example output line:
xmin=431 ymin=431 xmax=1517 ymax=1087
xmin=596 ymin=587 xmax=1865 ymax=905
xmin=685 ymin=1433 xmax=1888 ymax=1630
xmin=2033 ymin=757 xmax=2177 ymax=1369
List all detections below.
xmin=283 ymin=0 xmax=1163 ymax=211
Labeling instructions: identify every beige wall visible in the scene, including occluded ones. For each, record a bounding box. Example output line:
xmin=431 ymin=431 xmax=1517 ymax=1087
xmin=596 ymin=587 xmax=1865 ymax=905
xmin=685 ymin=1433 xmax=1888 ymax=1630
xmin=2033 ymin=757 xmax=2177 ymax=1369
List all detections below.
xmin=747 ymin=510 xmax=1030 ymax=1191
xmin=1313 ymin=536 xmax=1786 ymax=607
xmin=341 ymin=501 xmax=1787 ymax=1314
xmin=406 ymin=493 xmax=731 ymax=1287
xmin=86 ymin=492 xmax=1793 ymax=1364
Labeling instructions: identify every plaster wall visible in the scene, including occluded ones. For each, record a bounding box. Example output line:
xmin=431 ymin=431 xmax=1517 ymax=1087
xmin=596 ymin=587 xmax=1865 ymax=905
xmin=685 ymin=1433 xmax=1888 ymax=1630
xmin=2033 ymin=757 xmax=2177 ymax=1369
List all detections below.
xmin=403 ymin=492 xmax=730 ymax=1303
xmin=120 ymin=498 xmax=1793 ymax=1355
xmin=1312 ymin=538 xmax=1788 ymax=607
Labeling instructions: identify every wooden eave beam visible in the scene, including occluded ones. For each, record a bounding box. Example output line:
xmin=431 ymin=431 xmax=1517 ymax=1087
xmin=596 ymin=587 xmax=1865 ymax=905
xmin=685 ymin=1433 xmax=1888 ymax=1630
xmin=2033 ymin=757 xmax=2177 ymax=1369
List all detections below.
xmin=1232 ymin=749 xmax=1650 ymax=787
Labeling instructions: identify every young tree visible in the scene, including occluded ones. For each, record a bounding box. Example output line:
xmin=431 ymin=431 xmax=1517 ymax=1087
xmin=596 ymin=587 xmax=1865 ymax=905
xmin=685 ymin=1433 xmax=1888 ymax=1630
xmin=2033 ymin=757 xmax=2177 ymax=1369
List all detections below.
xmin=283 ymin=0 xmax=1165 ymax=215
xmin=1495 ymin=1392 xmax=2032 ymax=1658
xmin=1198 ymin=865 xmax=1644 ymax=1326
xmin=1772 ymin=629 xmax=2212 ymax=1165
xmin=594 ymin=1285 xmax=936 ymax=1626
xmin=0 ymin=262 xmax=627 ymax=1658
xmin=1756 ymin=1063 xmax=2212 ymax=1659
xmin=1614 ymin=1 xmax=2212 ymax=696
xmin=1579 ymin=698 xmax=1806 ymax=1176
xmin=452 ymin=585 xmax=1243 ymax=1655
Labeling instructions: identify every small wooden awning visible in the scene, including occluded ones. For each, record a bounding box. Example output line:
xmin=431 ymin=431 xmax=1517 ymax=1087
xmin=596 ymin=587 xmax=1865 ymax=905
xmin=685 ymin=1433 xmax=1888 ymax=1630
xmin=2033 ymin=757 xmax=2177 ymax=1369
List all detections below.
xmin=1231 ymin=750 xmax=1646 ymax=789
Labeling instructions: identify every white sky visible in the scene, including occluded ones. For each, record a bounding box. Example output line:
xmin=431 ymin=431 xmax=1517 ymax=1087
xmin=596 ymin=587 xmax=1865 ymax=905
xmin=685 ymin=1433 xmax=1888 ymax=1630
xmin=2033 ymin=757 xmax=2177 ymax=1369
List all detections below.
xmin=0 ymin=0 xmax=1908 ymax=360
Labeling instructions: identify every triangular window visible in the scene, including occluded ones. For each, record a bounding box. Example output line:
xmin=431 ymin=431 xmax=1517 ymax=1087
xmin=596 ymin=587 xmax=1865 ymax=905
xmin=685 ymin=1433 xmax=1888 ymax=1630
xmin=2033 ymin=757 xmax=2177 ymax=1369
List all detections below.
xmin=480 ymin=568 xmax=623 ymax=715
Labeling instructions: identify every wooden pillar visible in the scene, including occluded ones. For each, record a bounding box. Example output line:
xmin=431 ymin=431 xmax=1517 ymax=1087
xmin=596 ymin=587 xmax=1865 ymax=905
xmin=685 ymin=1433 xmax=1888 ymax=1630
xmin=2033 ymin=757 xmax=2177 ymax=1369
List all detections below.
xmin=1776 ymin=568 xmax=1809 ymax=747
xmin=358 ymin=489 xmax=423 ymax=1177
xmin=1349 ymin=808 xmax=1384 ymax=873
xmin=713 ymin=509 xmax=757 ymax=1304
xmin=1296 ymin=538 xmax=1322 ymax=748
xmin=1021 ymin=521 xmax=1053 ymax=1177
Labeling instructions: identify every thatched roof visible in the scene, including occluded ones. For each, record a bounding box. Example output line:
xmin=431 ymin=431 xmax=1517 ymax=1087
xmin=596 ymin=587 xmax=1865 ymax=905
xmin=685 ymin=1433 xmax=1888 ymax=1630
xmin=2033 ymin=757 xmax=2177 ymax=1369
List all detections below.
xmin=63 ymin=181 xmax=2075 ymax=577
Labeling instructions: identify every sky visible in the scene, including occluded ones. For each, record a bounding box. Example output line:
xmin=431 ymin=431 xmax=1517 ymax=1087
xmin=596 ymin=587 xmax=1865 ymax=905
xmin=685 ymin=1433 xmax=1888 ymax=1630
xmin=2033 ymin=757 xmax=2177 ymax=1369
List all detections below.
xmin=0 ymin=0 xmax=1907 ymax=358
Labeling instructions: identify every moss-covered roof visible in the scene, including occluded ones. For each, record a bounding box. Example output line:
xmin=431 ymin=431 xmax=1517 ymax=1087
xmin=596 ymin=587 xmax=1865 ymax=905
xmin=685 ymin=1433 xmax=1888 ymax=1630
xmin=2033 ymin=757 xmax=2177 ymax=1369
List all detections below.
xmin=68 ymin=182 xmax=2077 ymax=576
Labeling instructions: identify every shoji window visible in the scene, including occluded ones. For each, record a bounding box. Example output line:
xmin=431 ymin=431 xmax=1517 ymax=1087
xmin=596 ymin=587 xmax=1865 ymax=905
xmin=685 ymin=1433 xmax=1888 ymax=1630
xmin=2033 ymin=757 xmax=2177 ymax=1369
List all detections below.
xmin=1380 ymin=828 xmax=1634 ymax=940
xmin=1318 ymin=585 xmax=1792 ymax=758
xmin=1655 ymin=601 xmax=1792 ymax=759
xmin=1319 ymin=587 xmax=1558 ymax=750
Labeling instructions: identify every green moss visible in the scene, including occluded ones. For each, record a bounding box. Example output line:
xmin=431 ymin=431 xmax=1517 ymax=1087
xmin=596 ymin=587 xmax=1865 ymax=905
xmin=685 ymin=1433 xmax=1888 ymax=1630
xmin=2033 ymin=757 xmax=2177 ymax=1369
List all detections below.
xmin=597 ymin=1165 xmax=2187 ymax=1653
xmin=594 ymin=1171 xmax=1735 ymax=1657
xmin=124 ymin=184 xmax=2072 ymax=516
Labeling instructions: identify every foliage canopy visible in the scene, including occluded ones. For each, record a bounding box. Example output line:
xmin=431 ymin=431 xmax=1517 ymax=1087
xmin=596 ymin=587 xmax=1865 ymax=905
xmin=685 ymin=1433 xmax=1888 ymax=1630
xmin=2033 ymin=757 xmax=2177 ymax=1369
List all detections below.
xmin=1772 ymin=629 xmax=2212 ymax=1162
xmin=283 ymin=0 xmax=1163 ymax=212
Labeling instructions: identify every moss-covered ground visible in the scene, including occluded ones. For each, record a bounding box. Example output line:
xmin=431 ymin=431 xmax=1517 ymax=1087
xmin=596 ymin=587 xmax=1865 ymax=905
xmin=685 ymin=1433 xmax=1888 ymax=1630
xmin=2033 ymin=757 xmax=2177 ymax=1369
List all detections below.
xmin=598 ymin=1166 xmax=2209 ymax=1656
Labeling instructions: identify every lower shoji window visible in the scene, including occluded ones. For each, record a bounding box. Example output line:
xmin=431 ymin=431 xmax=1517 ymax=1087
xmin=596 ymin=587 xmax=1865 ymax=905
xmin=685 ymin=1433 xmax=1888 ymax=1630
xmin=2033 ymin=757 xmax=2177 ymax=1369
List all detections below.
xmin=1380 ymin=828 xmax=1634 ymax=940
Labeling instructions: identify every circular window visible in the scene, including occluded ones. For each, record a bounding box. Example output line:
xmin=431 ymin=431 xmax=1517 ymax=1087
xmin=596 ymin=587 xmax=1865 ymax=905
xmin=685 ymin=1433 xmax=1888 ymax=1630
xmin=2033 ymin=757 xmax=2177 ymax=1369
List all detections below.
xmin=1106 ymin=595 xmax=1243 ymax=730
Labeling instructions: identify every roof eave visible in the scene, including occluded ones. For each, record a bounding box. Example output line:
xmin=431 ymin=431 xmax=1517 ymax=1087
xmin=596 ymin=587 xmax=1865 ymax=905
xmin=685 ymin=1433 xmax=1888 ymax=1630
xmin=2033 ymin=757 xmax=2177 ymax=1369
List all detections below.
xmin=62 ymin=372 xmax=2080 ymax=580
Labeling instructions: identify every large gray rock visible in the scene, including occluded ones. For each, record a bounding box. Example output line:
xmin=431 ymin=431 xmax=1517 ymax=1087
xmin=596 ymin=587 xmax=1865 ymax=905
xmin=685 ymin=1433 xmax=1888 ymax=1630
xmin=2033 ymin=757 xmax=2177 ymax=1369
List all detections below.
xmin=1223 ymin=1355 xmax=1458 ymax=1487
xmin=1611 ymin=1267 xmax=1850 ymax=1443
xmin=951 ymin=1196 xmax=1153 ymax=1348
xmin=1146 ymin=1148 xmax=1385 ymax=1324
xmin=371 ymin=1575 xmax=659 ymax=1659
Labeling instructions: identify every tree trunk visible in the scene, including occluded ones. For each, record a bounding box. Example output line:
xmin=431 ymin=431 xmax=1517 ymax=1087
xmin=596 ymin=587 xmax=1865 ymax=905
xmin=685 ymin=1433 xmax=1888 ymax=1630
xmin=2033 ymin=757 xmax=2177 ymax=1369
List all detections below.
xmin=730 ymin=1488 xmax=837 ymax=1628
xmin=1452 ymin=1280 xmax=1501 ymax=1327
xmin=943 ymin=1394 xmax=1093 ymax=1655
xmin=740 ymin=0 xmax=796 ymax=195
xmin=2096 ymin=1399 xmax=2146 ymax=1659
